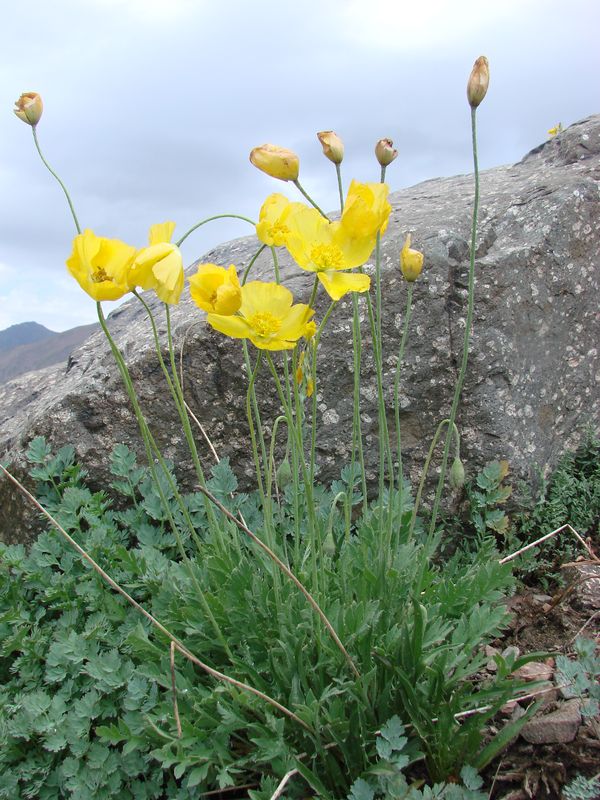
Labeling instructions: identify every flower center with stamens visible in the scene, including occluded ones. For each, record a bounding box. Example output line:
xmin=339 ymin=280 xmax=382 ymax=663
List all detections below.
xmin=249 ymin=312 xmax=281 ymax=337
xmin=92 ymin=266 xmax=110 ymax=283
xmin=309 ymin=243 xmax=345 ymax=271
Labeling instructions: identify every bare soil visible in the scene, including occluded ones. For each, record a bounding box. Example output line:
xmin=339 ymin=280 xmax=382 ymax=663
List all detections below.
xmin=481 ymin=574 xmax=600 ymax=800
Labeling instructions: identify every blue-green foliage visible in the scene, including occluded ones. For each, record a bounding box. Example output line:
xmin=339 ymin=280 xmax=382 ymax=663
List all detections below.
xmin=512 ymin=430 xmax=600 ymax=586
xmin=1 ymin=438 xmax=526 ymax=797
xmin=555 ymin=637 xmax=600 ymax=718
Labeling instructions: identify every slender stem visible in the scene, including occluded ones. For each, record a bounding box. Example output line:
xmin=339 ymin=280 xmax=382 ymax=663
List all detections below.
xmin=176 ymin=214 xmax=256 ymax=247
xmin=309 ymin=302 xmax=337 ymax=484
xmin=32 ymin=127 xmax=81 ymax=234
xmin=350 ymin=294 xmax=368 ymax=515
xmin=242 ymin=244 xmax=266 ymax=285
xmin=0 ymin=464 xmax=312 ymax=734
xmin=335 ymin=163 xmax=344 ymax=212
xmin=292 ymin=179 xmax=330 ymax=220
xmin=428 ymin=106 xmax=480 ymax=539
xmin=390 ymin=283 xmax=414 ymax=547
xmin=245 ymin=350 xmax=266 ymax=498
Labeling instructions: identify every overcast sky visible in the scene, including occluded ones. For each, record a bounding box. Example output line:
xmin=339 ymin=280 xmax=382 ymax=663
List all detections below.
xmin=1 ymin=0 xmax=598 ymax=332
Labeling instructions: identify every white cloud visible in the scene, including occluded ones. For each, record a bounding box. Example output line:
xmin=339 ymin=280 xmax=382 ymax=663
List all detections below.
xmin=88 ymin=0 xmax=202 ymax=23
xmin=340 ymin=0 xmax=538 ymax=50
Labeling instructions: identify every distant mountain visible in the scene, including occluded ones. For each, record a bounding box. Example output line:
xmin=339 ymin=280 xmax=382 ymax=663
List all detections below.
xmin=0 ymin=322 xmax=99 ymax=384
xmin=0 ymin=321 xmax=56 ymax=353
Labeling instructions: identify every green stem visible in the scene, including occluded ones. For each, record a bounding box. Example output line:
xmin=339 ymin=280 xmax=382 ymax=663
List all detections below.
xmin=292 ymin=179 xmax=330 ymax=220
xmin=427 ymin=106 xmax=480 ymax=540
xmin=309 ymin=302 xmax=337 ymax=484
xmin=350 ymin=294 xmax=368 ymax=516
xmin=245 ymin=350 xmax=266 ymax=499
xmin=390 ymin=283 xmax=414 ymax=548
xmin=176 ymin=214 xmax=256 ymax=248
xmin=242 ymin=244 xmax=266 ymax=285
xmin=335 ymin=163 xmax=344 ymax=212
xmin=32 ymin=127 xmax=81 ymax=234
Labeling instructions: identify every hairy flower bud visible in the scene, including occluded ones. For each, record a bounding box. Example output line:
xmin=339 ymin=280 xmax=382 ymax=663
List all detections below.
xmin=14 ymin=92 xmax=43 ymax=126
xmin=249 ymin=144 xmax=299 ymax=181
xmin=467 ymin=56 xmax=490 ymax=108
xmin=400 ymin=234 xmax=424 ymax=282
xmin=276 ymin=458 xmax=292 ymax=488
xmin=317 ymin=130 xmax=344 ymax=164
xmin=375 ymin=138 xmax=398 ymax=167
xmin=449 ymin=456 xmax=466 ymax=490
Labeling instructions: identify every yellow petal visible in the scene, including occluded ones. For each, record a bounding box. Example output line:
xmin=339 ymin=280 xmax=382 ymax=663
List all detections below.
xmin=206 ymin=313 xmax=253 ymax=340
xmin=240 ymin=281 xmax=293 ymax=319
xmin=149 ymin=221 xmax=176 ymax=245
xmin=317 ymin=270 xmax=371 ymax=301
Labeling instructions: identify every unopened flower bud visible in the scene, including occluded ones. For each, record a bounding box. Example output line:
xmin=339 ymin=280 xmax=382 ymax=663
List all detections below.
xmin=449 ymin=456 xmax=466 ymax=490
xmin=276 ymin=458 xmax=292 ymax=489
xmin=375 ymin=138 xmax=398 ymax=167
xmin=400 ymin=234 xmax=424 ymax=282
xmin=14 ymin=92 xmax=43 ymax=126
xmin=249 ymin=144 xmax=299 ymax=181
xmin=323 ymin=531 xmax=336 ymax=557
xmin=467 ymin=56 xmax=490 ymax=109
xmin=317 ymin=130 xmax=344 ymax=164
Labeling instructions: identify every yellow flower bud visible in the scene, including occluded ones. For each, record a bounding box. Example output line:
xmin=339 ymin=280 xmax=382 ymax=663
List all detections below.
xmin=306 ymin=377 xmax=314 ymax=398
xmin=303 ymin=320 xmax=317 ymax=341
xmin=249 ymin=144 xmax=299 ymax=182
xmin=400 ymin=234 xmax=424 ymax=282
xmin=467 ymin=56 xmax=490 ymax=109
xmin=375 ymin=138 xmax=398 ymax=167
xmin=317 ymin=130 xmax=344 ymax=164
xmin=14 ymin=92 xmax=43 ymax=126
xmin=449 ymin=456 xmax=466 ymax=490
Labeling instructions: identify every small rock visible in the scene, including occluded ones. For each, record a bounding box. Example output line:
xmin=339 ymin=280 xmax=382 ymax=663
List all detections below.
xmin=500 ymin=699 xmax=518 ymax=716
xmin=486 ymin=645 xmax=500 ymax=672
xmin=520 ymin=699 xmax=582 ymax=744
xmin=513 ymin=661 xmax=554 ymax=682
xmin=503 ymin=645 xmax=521 ymax=661
xmin=562 ymin=563 xmax=600 ymax=609
xmin=533 ymin=593 xmax=552 ymax=604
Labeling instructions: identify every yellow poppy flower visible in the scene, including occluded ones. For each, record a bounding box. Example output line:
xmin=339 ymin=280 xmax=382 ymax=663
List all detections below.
xmin=206 ymin=281 xmax=313 ymax=351
xmin=129 ymin=222 xmax=184 ymax=305
xmin=66 ymin=229 xmax=136 ymax=301
xmin=284 ymin=206 xmax=372 ymax=301
xmin=256 ymin=193 xmax=305 ymax=247
xmin=341 ymin=180 xmax=392 ymax=238
xmin=189 ymin=263 xmax=242 ymax=315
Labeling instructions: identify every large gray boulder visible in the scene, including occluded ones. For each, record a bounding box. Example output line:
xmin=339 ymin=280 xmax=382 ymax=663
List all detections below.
xmin=1 ymin=115 xmax=599 ymax=545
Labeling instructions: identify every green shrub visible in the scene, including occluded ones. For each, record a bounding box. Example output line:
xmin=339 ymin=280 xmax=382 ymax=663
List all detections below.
xmin=0 ymin=439 xmax=541 ymax=797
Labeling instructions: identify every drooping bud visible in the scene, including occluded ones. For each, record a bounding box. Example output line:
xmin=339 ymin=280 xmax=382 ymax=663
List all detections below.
xmin=323 ymin=531 xmax=336 ymax=557
xmin=14 ymin=92 xmax=43 ymax=126
xmin=375 ymin=138 xmax=398 ymax=167
xmin=276 ymin=458 xmax=292 ymax=489
xmin=467 ymin=56 xmax=490 ymax=109
xmin=449 ymin=457 xmax=466 ymax=490
xmin=400 ymin=234 xmax=424 ymax=282
xmin=317 ymin=130 xmax=344 ymax=164
xmin=249 ymin=144 xmax=300 ymax=181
